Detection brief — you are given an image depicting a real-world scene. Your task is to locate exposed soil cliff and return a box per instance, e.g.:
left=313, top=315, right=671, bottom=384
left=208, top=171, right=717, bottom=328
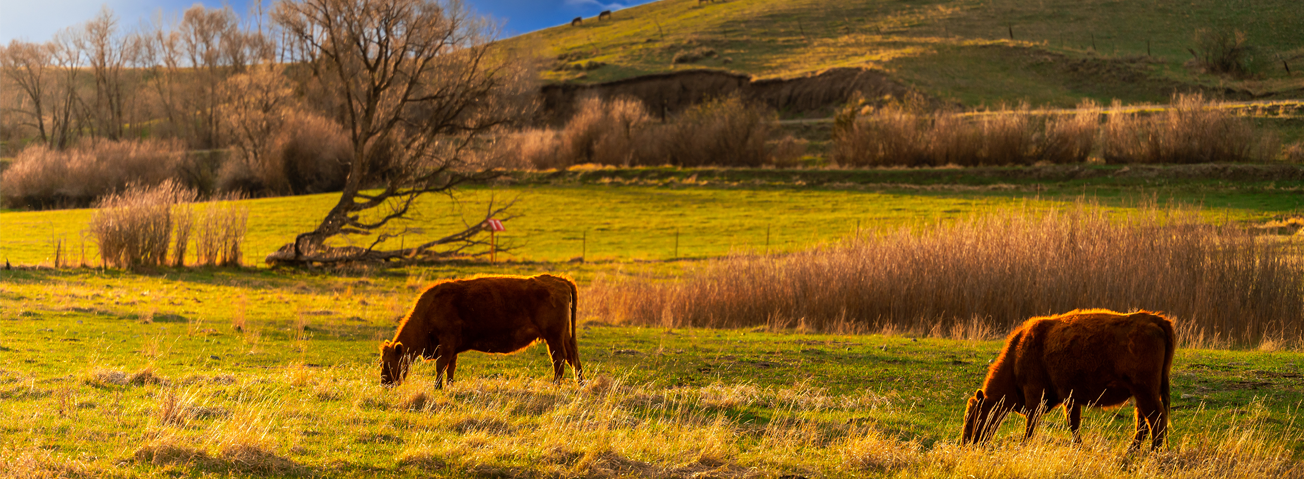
left=540, top=68, right=913, bottom=122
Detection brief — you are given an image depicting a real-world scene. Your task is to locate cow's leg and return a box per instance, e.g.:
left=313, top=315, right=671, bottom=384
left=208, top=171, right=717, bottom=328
left=1132, top=391, right=1167, bottom=450
left=433, top=353, right=451, bottom=389
left=546, top=337, right=566, bottom=383
left=1022, top=407, right=1042, bottom=442
left=567, top=333, right=584, bottom=384
left=1065, top=401, right=1083, bottom=444
left=1022, top=388, right=1050, bottom=442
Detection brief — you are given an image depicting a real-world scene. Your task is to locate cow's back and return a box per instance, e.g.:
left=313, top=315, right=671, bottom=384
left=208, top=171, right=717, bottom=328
left=435, top=277, right=552, bottom=353
left=1023, top=310, right=1171, bottom=406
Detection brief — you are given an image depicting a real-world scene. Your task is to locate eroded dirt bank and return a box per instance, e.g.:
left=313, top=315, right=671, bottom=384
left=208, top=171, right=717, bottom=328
left=540, top=67, right=913, bottom=121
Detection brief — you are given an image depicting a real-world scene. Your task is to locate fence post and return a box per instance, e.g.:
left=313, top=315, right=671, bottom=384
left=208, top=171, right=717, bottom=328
left=765, top=225, right=771, bottom=255
left=674, top=228, right=679, bottom=260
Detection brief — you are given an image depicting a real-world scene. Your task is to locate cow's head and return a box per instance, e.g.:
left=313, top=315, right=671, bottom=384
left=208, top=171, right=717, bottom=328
left=961, top=390, right=1005, bottom=445
left=380, top=340, right=410, bottom=386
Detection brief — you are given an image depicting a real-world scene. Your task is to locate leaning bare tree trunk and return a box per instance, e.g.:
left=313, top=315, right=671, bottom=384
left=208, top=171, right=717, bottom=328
left=266, top=0, right=534, bottom=266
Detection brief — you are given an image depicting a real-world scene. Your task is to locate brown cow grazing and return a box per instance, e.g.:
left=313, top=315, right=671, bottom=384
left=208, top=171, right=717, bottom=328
left=598, top=10, right=612, bottom=20
left=962, top=309, right=1174, bottom=450
left=380, top=274, right=582, bottom=387
left=571, top=17, right=582, bottom=27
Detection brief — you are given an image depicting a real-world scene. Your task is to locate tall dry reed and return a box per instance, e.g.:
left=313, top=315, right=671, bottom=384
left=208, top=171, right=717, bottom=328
left=832, top=102, right=1095, bottom=167
left=1102, top=94, right=1268, bottom=163
left=194, top=194, right=249, bottom=267
left=586, top=203, right=1304, bottom=347
left=88, top=181, right=196, bottom=269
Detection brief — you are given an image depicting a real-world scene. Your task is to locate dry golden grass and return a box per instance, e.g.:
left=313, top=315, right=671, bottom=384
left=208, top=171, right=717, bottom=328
left=588, top=201, right=1304, bottom=347
left=2, top=360, right=1301, bottom=478
left=193, top=193, right=249, bottom=267
left=833, top=98, right=1103, bottom=167
left=88, top=180, right=196, bottom=269
left=1103, top=94, right=1271, bottom=164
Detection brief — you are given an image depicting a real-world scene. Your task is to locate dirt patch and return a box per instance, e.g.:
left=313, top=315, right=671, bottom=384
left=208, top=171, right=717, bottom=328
left=541, top=67, right=913, bottom=122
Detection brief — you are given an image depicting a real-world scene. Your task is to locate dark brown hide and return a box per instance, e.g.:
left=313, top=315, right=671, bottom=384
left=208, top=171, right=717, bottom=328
left=962, top=309, right=1174, bottom=449
left=571, top=17, right=582, bottom=26
left=598, top=10, right=612, bottom=20
left=380, top=274, right=582, bottom=387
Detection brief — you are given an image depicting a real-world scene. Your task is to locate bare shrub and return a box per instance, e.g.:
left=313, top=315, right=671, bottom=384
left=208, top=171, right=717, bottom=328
left=194, top=194, right=249, bottom=267
left=88, top=181, right=196, bottom=269
left=1, top=139, right=186, bottom=209
left=587, top=203, right=1304, bottom=346
left=556, top=96, right=652, bottom=167
left=1191, top=27, right=1252, bottom=76
left=504, top=128, right=566, bottom=170
left=769, top=136, right=808, bottom=168
left=1282, top=142, right=1304, bottom=164
left=218, top=112, right=352, bottom=196
left=1103, top=94, right=1263, bottom=163
left=273, top=112, right=352, bottom=195
left=658, top=95, right=777, bottom=167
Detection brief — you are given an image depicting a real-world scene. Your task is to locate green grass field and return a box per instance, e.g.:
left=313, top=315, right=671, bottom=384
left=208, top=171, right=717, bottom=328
left=503, top=0, right=1304, bottom=106
left=3, top=166, right=1301, bottom=268
left=3, top=171, right=1303, bottom=476
left=2, top=265, right=1302, bottom=477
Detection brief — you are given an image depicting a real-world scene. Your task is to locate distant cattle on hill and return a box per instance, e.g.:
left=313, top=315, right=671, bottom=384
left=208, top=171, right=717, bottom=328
left=571, top=17, right=582, bottom=26
left=380, top=274, right=583, bottom=387
left=962, top=309, right=1175, bottom=450
left=599, top=10, right=612, bottom=20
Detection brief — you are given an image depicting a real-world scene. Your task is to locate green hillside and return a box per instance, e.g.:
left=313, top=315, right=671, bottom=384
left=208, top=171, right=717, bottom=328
left=502, top=0, right=1304, bottom=107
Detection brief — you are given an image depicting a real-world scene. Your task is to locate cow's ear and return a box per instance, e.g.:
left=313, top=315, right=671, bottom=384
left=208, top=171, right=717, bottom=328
left=974, top=390, right=985, bottom=401
left=392, top=342, right=405, bottom=355
left=380, top=340, right=392, bottom=352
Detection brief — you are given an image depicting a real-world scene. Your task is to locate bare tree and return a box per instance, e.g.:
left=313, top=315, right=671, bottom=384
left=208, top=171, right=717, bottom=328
left=48, top=28, right=89, bottom=149
left=77, top=6, right=140, bottom=141
left=144, top=4, right=269, bottom=148
left=267, top=0, right=534, bottom=265
left=0, top=41, right=55, bottom=143
left=218, top=64, right=295, bottom=186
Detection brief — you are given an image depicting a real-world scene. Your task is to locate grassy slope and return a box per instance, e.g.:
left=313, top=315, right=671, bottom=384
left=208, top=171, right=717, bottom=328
left=503, top=0, right=1304, bottom=106
left=2, top=171, right=1301, bottom=267
left=2, top=267, right=1301, bottom=476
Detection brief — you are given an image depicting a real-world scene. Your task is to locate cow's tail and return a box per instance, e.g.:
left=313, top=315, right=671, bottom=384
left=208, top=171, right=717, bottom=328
left=568, top=278, right=578, bottom=343
left=567, top=277, right=583, bottom=382
left=1158, top=315, right=1176, bottom=415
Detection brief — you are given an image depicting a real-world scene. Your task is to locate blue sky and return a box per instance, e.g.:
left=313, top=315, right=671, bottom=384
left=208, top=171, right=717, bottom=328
left=0, top=0, right=657, bottom=44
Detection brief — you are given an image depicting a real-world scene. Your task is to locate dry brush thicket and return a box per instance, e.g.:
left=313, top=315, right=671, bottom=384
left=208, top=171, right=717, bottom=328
left=498, top=95, right=802, bottom=169
left=1101, top=95, right=1275, bottom=164
left=587, top=203, right=1304, bottom=347
left=0, top=139, right=187, bottom=209
left=833, top=94, right=1285, bottom=167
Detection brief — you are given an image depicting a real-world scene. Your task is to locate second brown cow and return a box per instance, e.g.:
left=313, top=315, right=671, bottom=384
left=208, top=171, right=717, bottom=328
left=962, top=309, right=1175, bottom=450
left=380, top=274, right=582, bottom=387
